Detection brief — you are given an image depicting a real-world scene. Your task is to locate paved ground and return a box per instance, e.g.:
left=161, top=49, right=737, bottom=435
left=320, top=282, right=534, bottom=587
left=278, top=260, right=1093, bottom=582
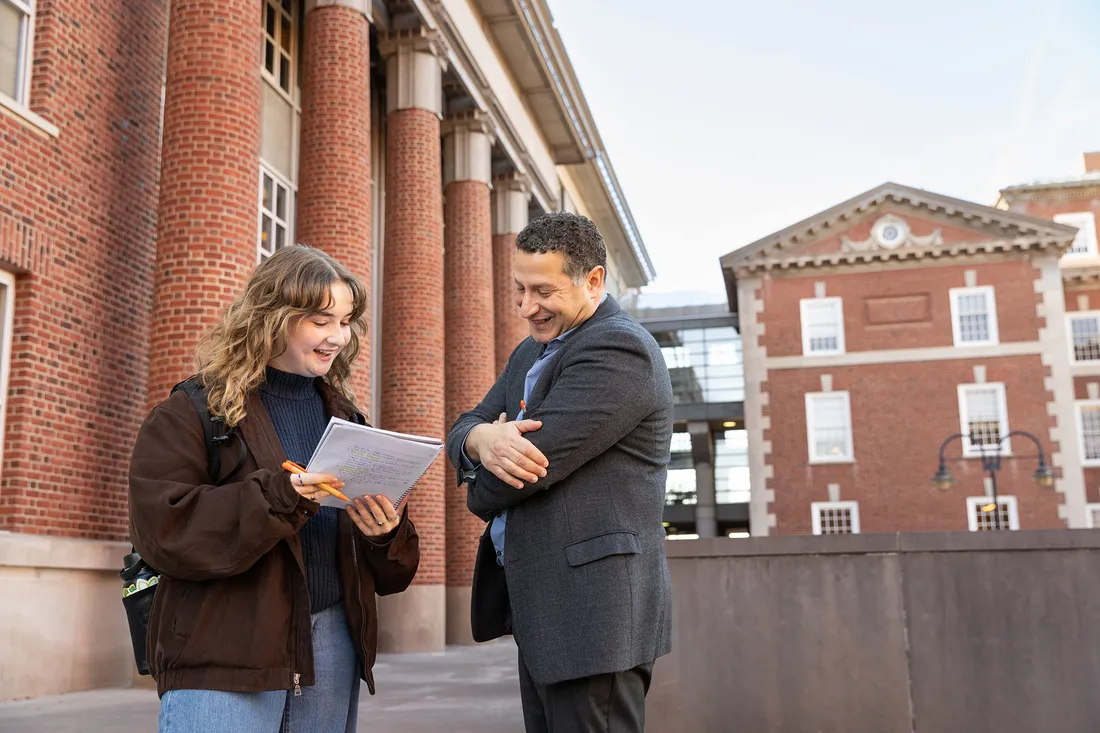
left=0, top=640, right=525, bottom=732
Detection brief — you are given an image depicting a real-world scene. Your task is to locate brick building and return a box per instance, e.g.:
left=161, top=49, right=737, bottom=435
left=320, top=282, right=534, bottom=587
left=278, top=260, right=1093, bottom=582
left=720, top=174, right=1096, bottom=537
left=0, top=0, right=653, bottom=701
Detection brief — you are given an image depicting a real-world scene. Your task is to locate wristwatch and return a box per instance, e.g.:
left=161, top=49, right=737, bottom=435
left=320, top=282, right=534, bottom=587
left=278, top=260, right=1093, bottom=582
left=460, top=467, right=478, bottom=484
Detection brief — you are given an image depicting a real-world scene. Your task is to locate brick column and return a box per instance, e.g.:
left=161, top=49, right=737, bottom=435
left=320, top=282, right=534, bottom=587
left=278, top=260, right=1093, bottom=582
left=442, top=111, right=494, bottom=645
left=492, top=173, right=531, bottom=373
left=148, top=0, right=263, bottom=404
left=297, top=0, right=373, bottom=409
left=377, top=28, right=447, bottom=653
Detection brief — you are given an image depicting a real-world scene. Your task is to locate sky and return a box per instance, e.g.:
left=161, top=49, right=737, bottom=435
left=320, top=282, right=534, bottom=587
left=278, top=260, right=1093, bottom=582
left=547, top=0, right=1100, bottom=298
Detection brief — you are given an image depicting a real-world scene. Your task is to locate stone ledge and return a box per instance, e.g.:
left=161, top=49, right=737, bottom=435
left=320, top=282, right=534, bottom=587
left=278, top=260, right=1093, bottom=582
left=0, top=532, right=129, bottom=571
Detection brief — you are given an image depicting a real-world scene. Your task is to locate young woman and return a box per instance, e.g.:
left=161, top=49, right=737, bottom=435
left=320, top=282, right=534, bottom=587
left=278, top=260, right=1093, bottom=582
left=129, top=245, right=419, bottom=733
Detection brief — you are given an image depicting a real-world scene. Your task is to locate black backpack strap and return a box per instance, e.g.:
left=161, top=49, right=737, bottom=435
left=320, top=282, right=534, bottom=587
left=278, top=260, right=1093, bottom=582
left=349, top=412, right=368, bottom=426
left=171, top=376, right=248, bottom=485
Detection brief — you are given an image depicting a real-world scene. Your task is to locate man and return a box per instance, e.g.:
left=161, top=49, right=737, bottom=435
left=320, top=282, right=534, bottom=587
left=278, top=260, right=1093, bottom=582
left=446, top=211, right=673, bottom=733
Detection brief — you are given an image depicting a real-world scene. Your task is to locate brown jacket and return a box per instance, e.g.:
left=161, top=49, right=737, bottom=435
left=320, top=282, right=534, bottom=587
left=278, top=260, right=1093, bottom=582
left=128, top=380, right=419, bottom=697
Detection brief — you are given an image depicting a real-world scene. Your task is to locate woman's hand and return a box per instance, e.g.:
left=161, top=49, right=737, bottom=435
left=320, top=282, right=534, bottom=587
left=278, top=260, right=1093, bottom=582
left=347, top=494, right=404, bottom=539
left=287, top=471, right=345, bottom=503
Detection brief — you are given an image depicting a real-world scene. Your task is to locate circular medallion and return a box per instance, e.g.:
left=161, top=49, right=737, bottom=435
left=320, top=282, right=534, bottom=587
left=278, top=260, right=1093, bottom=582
left=872, top=216, right=909, bottom=249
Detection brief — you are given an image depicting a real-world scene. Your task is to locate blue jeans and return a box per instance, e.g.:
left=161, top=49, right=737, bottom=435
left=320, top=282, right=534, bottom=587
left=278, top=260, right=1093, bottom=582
left=158, top=604, right=361, bottom=733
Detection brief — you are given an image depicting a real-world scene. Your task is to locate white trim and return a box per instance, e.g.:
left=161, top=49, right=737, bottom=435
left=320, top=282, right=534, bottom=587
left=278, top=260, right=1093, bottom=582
left=805, top=391, right=853, bottom=464
left=1054, top=212, right=1098, bottom=259
left=949, top=285, right=999, bottom=347
left=1085, top=503, right=1100, bottom=528
left=257, top=162, right=295, bottom=262
left=966, top=495, right=1019, bottom=531
left=957, top=383, right=1010, bottom=458
left=0, top=0, right=56, bottom=137
left=766, top=340, right=1043, bottom=370
left=261, top=0, right=300, bottom=103
left=1075, top=400, right=1100, bottom=467
left=1067, top=311, right=1100, bottom=364
left=799, top=297, right=845, bottom=356
left=0, top=269, right=15, bottom=465
left=811, top=500, right=860, bottom=535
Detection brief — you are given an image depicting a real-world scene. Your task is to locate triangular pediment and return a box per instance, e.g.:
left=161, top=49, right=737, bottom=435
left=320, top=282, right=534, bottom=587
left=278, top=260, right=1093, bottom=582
left=720, top=182, right=1078, bottom=274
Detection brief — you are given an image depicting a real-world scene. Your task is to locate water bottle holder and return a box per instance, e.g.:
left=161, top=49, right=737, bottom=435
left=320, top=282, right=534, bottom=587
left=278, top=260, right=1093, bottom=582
left=121, top=583, right=157, bottom=675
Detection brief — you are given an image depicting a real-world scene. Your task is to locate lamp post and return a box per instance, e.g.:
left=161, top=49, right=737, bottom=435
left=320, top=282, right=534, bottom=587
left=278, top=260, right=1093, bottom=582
left=932, top=430, right=1055, bottom=530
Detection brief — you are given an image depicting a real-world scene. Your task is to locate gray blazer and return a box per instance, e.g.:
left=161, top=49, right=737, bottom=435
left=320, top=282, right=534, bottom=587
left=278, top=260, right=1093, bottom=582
left=446, top=295, right=673, bottom=685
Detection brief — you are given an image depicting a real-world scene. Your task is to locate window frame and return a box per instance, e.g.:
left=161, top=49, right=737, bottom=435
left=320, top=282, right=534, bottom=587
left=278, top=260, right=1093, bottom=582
left=949, top=285, right=999, bottom=347
left=1067, top=311, right=1100, bottom=364
left=261, top=0, right=300, bottom=105
left=957, top=383, right=1010, bottom=458
left=1054, top=212, right=1098, bottom=259
left=811, top=500, right=860, bottom=535
left=805, top=391, right=854, bottom=464
left=1076, top=400, right=1100, bottom=467
left=799, top=297, right=845, bottom=357
left=257, top=163, right=295, bottom=262
left=966, top=496, right=1019, bottom=531
left=1085, top=503, right=1100, bottom=529
left=0, top=0, right=55, bottom=137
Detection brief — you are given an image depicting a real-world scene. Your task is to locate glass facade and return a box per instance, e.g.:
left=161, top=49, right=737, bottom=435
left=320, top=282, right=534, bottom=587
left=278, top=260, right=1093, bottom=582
left=652, top=325, right=744, bottom=404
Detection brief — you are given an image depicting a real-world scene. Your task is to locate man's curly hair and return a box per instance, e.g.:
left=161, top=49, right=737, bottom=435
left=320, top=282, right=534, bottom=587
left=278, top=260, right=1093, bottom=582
left=515, top=211, right=606, bottom=284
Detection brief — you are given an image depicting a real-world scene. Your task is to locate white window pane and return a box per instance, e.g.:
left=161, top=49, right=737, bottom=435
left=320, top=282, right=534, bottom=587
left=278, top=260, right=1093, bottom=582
left=1055, top=213, right=1097, bottom=255
left=965, top=388, right=1002, bottom=446
left=262, top=173, right=274, bottom=212
left=972, top=501, right=1012, bottom=531
left=802, top=300, right=842, bottom=353
left=811, top=395, right=850, bottom=458
left=1071, top=317, right=1100, bottom=361
left=669, top=433, right=692, bottom=453
left=1082, top=407, right=1100, bottom=461
left=819, top=507, right=853, bottom=534
left=0, top=1, right=25, bottom=101
left=956, top=293, right=990, bottom=343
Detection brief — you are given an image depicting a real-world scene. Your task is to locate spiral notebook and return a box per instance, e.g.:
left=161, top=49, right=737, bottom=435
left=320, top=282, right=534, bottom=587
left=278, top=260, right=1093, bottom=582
left=305, top=417, right=444, bottom=509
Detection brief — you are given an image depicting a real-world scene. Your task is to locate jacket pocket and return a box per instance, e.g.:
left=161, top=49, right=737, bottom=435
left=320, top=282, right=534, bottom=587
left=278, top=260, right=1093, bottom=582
left=565, top=531, right=640, bottom=567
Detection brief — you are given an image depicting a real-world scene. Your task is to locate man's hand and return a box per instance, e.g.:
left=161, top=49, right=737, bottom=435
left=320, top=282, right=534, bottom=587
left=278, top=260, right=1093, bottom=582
left=465, top=413, right=549, bottom=489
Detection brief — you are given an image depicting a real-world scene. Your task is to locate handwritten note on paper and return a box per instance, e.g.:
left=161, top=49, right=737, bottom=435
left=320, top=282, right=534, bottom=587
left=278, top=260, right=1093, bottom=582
left=305, top=417, right=444, bottom=509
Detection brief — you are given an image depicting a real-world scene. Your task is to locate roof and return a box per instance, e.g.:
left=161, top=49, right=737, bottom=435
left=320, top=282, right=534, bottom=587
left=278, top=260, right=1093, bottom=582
left=719, top=182, right=1079, bottom=310
left=1000, top=171, right=1100, bottom=196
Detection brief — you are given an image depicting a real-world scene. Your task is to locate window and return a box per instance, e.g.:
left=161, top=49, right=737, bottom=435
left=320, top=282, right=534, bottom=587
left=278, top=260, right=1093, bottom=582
left=0, top=0, right=34, bottom=106
left=805, top=392, right=853, bottom=463
left=812, top=501, right=860, bottom=535
left=1054, top=212, right=1098, bottom=258
left=0, top=270, right=14, bottom=459
left=1068, top=313, right=1100, bottom=362
left=1077, top=402, right=1100, bottom=466
left=263, top=0, right=297, bottom=95
left=949, top=286, right=998, bottom=347
left=966, top=496, right=1019, bottom=531
left=800, top=298, right=845, bottom=356
left=958, top=383, right=1009, bottom=458
left=258, top=166, right=292, bottom=261
left=1085, top=504, right=1100, bottom=529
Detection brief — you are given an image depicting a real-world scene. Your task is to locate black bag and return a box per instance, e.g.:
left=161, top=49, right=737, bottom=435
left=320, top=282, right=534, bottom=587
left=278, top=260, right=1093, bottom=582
left=120, top=376, right=247, bottom=675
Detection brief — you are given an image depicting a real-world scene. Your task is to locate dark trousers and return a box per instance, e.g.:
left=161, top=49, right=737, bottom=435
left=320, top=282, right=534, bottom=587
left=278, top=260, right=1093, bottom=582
left=518, top=650, right=653, bottom=733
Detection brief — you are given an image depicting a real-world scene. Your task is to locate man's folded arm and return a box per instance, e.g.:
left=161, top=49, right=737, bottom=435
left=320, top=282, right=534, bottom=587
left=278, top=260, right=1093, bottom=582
left=466, top=329, right=658, bottom=514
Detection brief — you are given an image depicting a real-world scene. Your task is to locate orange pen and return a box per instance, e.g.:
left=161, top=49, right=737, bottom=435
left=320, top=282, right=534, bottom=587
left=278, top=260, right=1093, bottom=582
left=520, top=400, right=527, bottom=413
left=281, top=460, right=351, bottom=503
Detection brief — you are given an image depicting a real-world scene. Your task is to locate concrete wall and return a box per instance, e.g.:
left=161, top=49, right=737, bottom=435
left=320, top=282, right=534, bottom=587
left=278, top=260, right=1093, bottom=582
left=0, top=533, right=142, bottom=702
left=649, top=531, right=1100, bottom=733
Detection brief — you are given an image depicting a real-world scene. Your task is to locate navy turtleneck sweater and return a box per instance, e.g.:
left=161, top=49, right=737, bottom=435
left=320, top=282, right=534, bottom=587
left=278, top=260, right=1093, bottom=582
left=259, top=366, right=341, bottom=614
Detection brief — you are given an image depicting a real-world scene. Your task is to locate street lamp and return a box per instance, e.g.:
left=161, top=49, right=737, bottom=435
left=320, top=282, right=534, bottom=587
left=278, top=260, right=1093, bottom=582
left=932, top=430, right=1054, bottom=530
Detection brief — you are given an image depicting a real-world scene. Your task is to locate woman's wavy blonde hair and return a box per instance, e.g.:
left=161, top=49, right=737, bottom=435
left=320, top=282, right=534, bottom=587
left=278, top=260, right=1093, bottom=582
left=197, top=245, right=368, bottom=427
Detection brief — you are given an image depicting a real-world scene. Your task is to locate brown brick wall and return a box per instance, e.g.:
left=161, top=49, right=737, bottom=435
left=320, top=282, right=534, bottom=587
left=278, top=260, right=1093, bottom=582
left=382, top=107, right=445, bottom=586
left=147, top=0, right=263, bottom=408
left=492, top=232, right=528, bottom=373
left=296, top=5, right=373, bottom=409
left=0, top=0, right=167, bottom=538
left=765, top=356, right=1062, bottom=534
left=762, top=258, right=1044, bottom=358
left=444, top=180, right=492, bottom=587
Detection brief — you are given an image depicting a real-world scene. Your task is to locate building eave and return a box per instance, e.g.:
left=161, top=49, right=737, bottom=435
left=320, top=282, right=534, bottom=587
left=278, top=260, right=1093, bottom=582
left=468, top=0, right=655, bottom=283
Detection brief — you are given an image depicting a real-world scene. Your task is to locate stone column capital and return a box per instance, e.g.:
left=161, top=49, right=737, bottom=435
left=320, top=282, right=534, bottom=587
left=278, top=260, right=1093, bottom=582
left=305, top=0, right=372, bottom=21
left=443, top=110, right=493, bottom=186
left=492, top=172, right=531, bottom=236
left=380, top=27, right=447, bottom=117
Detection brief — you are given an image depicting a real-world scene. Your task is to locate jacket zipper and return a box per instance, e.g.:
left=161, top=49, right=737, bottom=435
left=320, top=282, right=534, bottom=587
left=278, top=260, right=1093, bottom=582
left=290, top=544, right=307, bottom=696
left=350, top=530, right=371, bottom=691
left=293, top=672, right=302, bottom=697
